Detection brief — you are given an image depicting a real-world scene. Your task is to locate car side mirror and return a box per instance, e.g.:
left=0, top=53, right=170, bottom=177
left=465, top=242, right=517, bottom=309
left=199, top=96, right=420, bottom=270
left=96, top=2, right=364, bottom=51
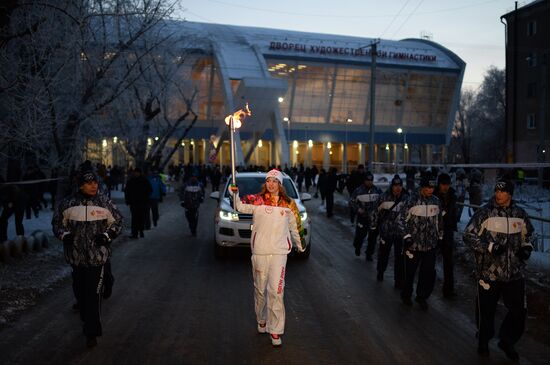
left=210, top=191, right=220, bottom=200
left=300, top=193, right=312, bottom=201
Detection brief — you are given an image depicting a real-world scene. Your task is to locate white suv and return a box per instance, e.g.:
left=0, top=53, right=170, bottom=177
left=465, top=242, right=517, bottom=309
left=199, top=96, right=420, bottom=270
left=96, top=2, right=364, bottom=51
left=210, top=172, right=312, bottom=259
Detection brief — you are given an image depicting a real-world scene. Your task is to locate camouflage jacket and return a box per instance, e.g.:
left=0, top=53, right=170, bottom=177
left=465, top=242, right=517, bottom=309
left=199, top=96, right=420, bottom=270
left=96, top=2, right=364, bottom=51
left=400, top=191, right=443, bottom=251
left=52, top=191, right=123, bottom=267
left=350, top=184, right=382, bottom=226
left=463, top=199, right=535, bottom=282
left=375, top=189, right=409, bottom=241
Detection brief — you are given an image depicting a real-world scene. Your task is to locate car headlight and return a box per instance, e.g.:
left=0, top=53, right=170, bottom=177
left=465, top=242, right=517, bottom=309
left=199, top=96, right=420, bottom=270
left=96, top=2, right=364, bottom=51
left=300, top=212, right=308, bottom=222
left=219, top=210, right=239, bottom=221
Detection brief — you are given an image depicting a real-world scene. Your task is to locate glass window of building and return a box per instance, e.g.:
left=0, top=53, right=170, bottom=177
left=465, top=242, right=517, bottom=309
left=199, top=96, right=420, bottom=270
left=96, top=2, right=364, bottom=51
left=330, top=66, right=370, bottom=125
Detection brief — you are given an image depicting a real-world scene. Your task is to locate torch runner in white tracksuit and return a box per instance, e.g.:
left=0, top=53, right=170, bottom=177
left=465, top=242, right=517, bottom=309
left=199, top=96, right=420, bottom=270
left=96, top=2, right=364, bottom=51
left=230, top=169, right=305, bottom=347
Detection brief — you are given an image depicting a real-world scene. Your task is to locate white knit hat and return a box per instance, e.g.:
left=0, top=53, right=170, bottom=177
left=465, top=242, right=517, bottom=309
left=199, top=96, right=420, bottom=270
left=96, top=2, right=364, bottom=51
left=266, top=169, right=283, bottom=185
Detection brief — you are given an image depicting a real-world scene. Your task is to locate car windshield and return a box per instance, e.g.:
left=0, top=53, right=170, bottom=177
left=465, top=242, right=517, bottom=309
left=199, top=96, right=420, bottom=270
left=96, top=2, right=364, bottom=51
left=224, top=176, right=298, bottom=199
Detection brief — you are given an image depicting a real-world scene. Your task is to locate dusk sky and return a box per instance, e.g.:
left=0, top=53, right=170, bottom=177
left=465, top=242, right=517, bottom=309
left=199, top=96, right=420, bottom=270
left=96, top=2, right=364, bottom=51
left=178, top=0, right=520, bottom=90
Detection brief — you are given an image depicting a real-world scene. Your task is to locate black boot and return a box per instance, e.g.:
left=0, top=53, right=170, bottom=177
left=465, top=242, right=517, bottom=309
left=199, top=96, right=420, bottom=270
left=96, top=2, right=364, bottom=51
left=498, top=341, right=519, bottom=361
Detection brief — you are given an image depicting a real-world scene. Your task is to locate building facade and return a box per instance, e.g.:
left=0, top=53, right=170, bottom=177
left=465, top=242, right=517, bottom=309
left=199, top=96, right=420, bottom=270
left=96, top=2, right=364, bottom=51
left=96, top=21, right=466, bottom=172
left=502, top=0, right=550, bottom=163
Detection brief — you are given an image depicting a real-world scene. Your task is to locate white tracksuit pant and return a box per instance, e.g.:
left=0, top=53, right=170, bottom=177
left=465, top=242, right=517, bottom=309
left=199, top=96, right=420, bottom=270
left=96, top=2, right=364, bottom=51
left=252, top=254, right=287, bottom=335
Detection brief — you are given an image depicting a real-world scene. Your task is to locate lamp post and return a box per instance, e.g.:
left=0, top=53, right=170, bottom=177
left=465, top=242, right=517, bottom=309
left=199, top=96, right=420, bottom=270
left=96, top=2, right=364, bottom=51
left=225, top=104, right=251, bottom=209
left=345, top=116, right=353, bottom=173
left=283, top=116, right=290, bottom=145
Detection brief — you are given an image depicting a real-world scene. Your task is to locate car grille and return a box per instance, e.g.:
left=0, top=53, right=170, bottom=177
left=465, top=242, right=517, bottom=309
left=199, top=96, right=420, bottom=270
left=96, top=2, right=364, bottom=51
left=238, top=213, right=253, bottom=220
left=239, top=229, right=252, bottom=238
left=219, top=227, right=234, bottom=236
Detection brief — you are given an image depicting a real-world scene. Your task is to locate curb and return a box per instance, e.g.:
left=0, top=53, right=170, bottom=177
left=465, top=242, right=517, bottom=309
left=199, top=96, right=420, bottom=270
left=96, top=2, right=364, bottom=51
left=0, top=230, right=50, bottom=263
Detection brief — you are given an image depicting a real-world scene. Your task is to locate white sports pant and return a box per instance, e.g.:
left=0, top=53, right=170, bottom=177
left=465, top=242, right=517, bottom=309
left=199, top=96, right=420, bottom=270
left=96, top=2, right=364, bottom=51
left=251, top=254, right=287, bottom=335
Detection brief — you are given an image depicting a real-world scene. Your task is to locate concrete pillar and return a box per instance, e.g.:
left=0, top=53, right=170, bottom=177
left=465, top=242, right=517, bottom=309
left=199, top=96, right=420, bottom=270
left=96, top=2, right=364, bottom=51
left=425, top=145, right=432, bottom=164
left=178, top=143, right=184, bottom=164
left=201, top=139, right=207, bottom=164
left=183, top=141, right=189, bottom=164
left=358, top=143, right=366, bottom=165
left=341, top=144, right=346, bottom=173
left=306, top=143, right=313, bottom=166
left=323, top=143, right=330, bottom=171
left=192, top=140, right=199, bottom=164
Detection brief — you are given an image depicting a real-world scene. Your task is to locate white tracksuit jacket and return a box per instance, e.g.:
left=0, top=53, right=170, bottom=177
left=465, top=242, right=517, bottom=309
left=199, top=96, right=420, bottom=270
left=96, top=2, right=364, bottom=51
left=234, top=194, right=302, bottom=254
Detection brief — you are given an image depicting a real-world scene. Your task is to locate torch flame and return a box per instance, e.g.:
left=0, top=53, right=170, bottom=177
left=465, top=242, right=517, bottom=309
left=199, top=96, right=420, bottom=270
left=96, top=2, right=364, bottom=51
left=225, top=103, right=251, bottom=129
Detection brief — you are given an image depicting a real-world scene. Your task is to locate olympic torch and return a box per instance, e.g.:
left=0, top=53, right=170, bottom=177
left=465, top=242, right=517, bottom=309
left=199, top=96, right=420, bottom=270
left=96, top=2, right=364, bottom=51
left=225, top=103, right=251, bottom=209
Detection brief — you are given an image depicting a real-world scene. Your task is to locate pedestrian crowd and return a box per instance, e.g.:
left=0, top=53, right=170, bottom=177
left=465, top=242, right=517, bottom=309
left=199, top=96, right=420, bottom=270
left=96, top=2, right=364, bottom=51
left=1, top=160, right=538, bottom=359
left=345, top=166, right=535, bottom=361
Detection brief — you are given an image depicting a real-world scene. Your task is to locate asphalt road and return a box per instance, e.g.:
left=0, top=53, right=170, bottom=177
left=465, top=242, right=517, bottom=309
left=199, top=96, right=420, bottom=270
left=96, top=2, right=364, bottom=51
left=1, top=193, right=549, bottom=365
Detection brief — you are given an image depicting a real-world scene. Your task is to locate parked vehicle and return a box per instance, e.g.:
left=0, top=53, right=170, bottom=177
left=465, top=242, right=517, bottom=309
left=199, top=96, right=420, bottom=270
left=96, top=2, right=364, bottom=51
left=210, top=172, right=312, bottom=259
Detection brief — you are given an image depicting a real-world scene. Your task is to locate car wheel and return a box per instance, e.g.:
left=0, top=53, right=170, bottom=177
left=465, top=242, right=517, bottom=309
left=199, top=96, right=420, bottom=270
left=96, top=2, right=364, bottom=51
left=214, top=241, right=225, bottom=259
left=296, top=241, right=311, bottom=260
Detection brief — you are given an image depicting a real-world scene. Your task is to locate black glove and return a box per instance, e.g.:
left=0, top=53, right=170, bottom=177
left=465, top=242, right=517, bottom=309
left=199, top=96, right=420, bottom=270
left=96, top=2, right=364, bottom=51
left=490, top=242, right=506, bottom=256
left=62, top=233, right=74, bottom=247
left=404, top=237, right=413, bottom=249
left=516, top=245, right=533, bottom=261
left=94, top=233, right=110, bottom=247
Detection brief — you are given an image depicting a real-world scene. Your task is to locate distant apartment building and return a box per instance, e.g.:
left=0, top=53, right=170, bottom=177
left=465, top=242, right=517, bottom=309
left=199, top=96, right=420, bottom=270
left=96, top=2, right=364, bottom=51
left=502, top=0, right=550, bottom=163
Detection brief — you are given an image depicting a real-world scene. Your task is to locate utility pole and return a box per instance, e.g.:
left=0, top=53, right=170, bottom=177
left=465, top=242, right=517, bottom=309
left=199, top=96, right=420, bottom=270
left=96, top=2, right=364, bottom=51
left=368, top=39, right=379, bottom=172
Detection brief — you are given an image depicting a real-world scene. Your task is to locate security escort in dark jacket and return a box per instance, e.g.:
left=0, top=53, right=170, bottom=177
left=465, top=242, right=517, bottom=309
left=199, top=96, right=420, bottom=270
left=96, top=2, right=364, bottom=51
left=434, top=173, right=458, bottom=298
left=463, top=178, right=535, bottom=361
left=374, top=174, right=409, bottom=288
left=124, top=167, right=152, bottom=238
left=350, top=171, right=382, bottom=261
left=399, top=176, right=443, bottom=310
left=52, top=170, right=123, bottom=348
left=178, top=175, right=205, bottom=236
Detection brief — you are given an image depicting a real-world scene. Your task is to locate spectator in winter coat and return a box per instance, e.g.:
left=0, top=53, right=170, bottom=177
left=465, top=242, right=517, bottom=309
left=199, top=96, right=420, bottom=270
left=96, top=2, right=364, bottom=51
left=468, top=168, right=483, bottom=216
left=52, top=169, right=123, bottom=348
left=146, top=169, right=166, bottom=228
left=463, top=178, right=535, bottom=360
left=178, top=175, right=204, bottom=236
left=374, top=174, right=409, bottom=287
left=399, top=176, right=443, bottom=310
left=22, top=165, right=45, bottom=219
left=325, top=168, right=338, bottom=217
left=435, top=173, right=458, bottom=298
left=455, top=168, right=467, bottom=224
left=124, top=168, right=152, bottom=238
left=230, top=169, right=305, bottom=347
left=316, top=168, right=327, bottom=204
left=350, top=171, right=382, bottom=261
left=0, top=178, right=27, bottom=241
left=347, top=165, right=365, bottom=225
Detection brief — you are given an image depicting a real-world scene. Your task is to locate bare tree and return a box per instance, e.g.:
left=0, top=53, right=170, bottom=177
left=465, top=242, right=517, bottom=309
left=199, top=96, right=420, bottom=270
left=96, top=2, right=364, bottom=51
left=0, top=0, right=179, bottom=178
left=450, top=66, right=505, bottom=163
left=101, top=33, right=210, bottom=171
